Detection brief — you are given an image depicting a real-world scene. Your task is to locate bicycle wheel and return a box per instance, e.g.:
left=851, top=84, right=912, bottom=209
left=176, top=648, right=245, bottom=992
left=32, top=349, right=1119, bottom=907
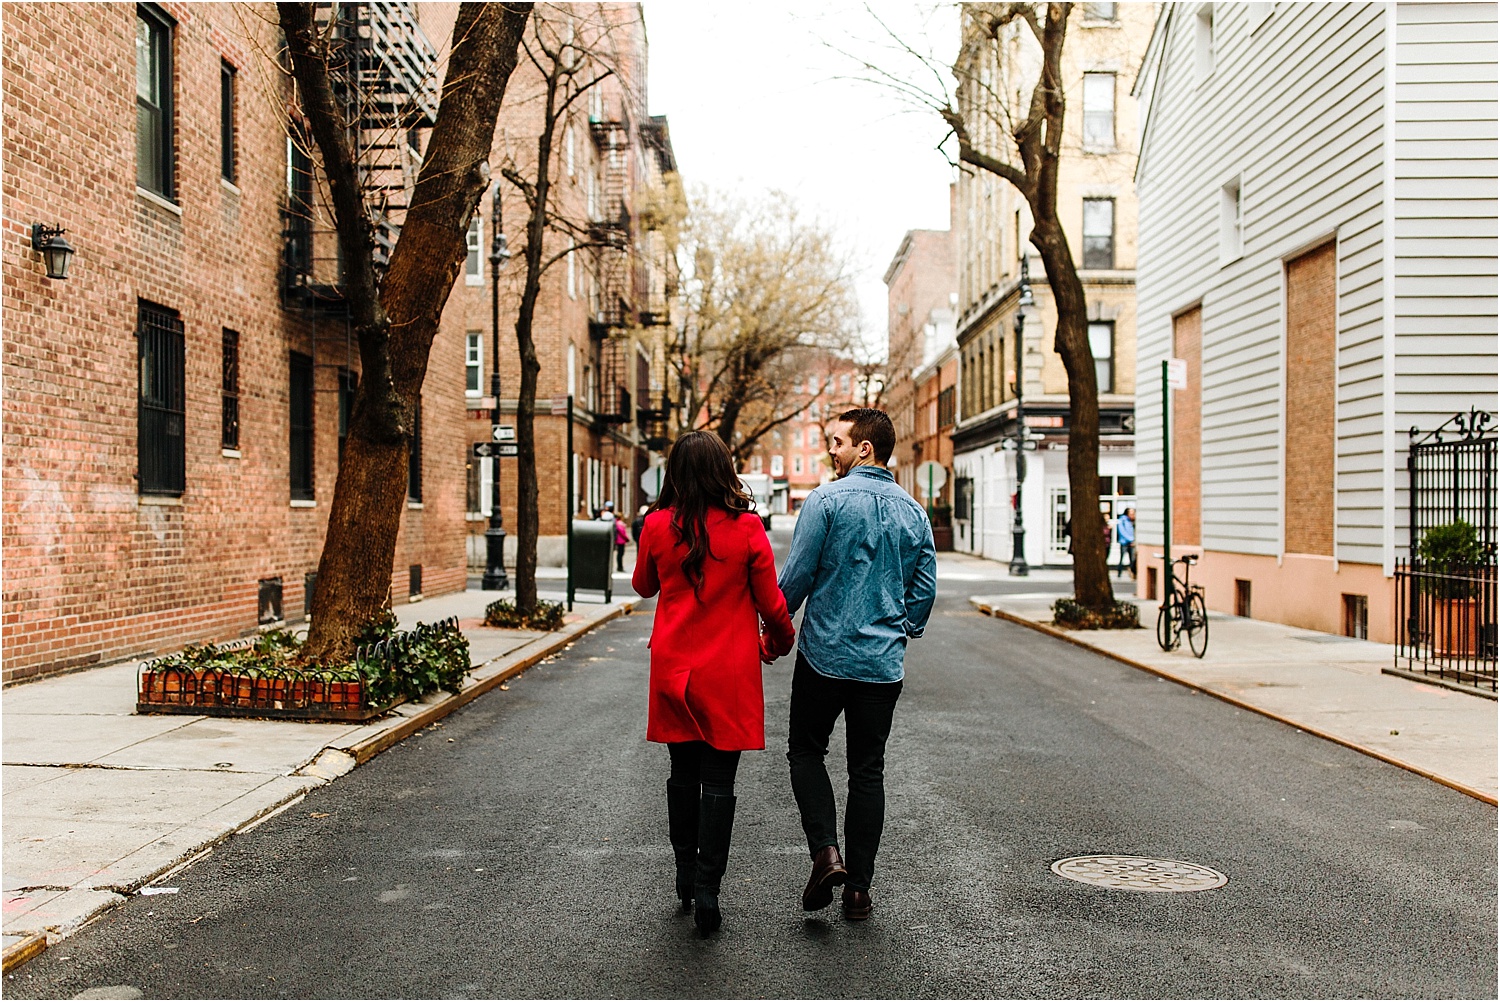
left=1156, top=600, right=1180, bottom=651
left=1187, top=590, right=1209, bottom=658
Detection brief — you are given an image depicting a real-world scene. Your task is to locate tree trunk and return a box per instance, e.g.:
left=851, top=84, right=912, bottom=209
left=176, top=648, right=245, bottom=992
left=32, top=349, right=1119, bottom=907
left=511, top=73, right=561, bottom=615
left=287, top=1, right=533, bottom=661
left=1030, top=221, right=1113, bottom=611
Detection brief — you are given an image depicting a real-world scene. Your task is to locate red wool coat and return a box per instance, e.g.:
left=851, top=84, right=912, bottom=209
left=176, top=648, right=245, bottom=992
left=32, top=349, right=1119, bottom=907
left=632, top=508, right=795, bottom=751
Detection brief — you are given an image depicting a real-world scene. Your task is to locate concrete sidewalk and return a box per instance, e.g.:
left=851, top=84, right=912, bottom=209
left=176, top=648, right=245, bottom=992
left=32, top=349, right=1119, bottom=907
left=970, top=592, right=1498, bottom=805
left=1, top=588, right=635, bottom=963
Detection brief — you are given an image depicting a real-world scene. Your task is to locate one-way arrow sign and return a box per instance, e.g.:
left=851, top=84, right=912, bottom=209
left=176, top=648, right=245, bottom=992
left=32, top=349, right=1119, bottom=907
left=472, top=442, right=519, bottom=459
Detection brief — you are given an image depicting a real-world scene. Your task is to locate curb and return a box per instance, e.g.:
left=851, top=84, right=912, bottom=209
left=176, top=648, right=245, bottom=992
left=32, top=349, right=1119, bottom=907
left=2, top=934, right=47, bottom=973
left=0, top=600, right=635, bottom=972
left=972, top=600, right=1499, bottom=808
left=343, top=600, right=635, bottom=764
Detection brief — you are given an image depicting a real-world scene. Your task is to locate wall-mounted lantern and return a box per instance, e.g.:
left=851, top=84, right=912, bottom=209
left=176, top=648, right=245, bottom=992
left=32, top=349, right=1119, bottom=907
left=31, top=224, right=74, bottom=280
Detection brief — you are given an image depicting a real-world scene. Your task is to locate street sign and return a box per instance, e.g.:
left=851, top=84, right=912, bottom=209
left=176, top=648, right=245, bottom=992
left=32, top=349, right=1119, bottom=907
left=492, top=424, right=516, bottom=442
left=473, top=442, right=519, bottom=458
left=1166, top=357, right=1188, bottom=390
left=915, top=460, right=947, bottom=497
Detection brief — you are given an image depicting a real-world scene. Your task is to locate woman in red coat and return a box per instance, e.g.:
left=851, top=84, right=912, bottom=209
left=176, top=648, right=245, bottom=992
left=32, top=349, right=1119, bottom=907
left=632, top=431, right=795, bottom=935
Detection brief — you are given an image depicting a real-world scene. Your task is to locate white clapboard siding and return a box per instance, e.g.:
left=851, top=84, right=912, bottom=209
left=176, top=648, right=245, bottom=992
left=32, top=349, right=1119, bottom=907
left=1137, top=1, right=1496, bottom=566
left=1135, top=2, right=1388, bottom=559
left=1393, top=1, right=1499, bottom=510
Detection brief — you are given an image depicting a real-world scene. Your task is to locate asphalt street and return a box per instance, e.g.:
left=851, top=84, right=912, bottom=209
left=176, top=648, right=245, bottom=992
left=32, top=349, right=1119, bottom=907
left=8, top=529, right=1496, bottom=999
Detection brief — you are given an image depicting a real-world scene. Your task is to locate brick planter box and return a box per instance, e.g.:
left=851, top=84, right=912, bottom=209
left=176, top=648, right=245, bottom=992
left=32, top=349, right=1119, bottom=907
left=137, top=666, right=394, bottom=722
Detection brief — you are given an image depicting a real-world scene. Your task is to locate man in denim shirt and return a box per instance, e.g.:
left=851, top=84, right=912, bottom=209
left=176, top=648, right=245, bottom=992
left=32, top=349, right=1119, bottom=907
left=776, top=408, right=937, bottom=920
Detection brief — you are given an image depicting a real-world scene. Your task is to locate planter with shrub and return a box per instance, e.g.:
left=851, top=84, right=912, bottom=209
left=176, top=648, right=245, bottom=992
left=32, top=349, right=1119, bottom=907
left=1417, top=519, right=1487, bottom=657
left=484, top=598, right=567, bottom=631
left=136, top=613, right=471, bottom=721
left=1051, top=597, right=1142, bottom=631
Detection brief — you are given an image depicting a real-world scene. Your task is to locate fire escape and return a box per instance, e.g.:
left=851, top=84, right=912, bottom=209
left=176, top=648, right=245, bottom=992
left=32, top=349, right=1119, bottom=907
left=587, top=116, right=632, bottom=429
left=281, top=2, right=439, bottom=310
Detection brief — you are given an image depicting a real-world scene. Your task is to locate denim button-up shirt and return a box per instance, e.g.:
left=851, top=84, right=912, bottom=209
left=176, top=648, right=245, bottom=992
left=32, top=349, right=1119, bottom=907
left=778, top=465, right=938, bottom=683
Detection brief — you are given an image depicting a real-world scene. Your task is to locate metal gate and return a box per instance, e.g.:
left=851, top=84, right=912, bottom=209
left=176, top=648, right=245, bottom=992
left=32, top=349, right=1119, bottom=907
left=1396, top=409, right=1497, bottom=692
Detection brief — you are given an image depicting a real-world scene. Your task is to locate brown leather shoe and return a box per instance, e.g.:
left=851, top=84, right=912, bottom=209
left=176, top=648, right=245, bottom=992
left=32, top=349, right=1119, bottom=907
left=801, top=845, right=848, bottom=911
left=841, top=885, right=872, bottom=921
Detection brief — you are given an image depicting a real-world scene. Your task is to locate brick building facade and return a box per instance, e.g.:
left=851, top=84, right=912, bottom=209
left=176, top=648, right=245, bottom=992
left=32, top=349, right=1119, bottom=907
left=883, top=192, right=957, bottom=504
left=4, top=2, right=504, bottom=682
left=460, top=4, right=680, bottom=565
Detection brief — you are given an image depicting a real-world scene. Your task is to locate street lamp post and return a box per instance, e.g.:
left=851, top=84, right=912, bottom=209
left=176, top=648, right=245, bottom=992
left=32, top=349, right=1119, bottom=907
left=1009, top=256, right=1035, bottom=577
left=482, top=184, right=512, bottom=591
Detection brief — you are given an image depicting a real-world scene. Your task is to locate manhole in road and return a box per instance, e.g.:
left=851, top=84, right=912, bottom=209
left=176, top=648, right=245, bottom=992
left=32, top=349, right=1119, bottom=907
left=1051, top=855, right=1228, bottom=892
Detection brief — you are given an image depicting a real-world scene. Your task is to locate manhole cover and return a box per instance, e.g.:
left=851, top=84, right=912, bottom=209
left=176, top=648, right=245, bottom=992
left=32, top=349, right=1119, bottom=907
left=1050, top=855, right=1228, bottom=892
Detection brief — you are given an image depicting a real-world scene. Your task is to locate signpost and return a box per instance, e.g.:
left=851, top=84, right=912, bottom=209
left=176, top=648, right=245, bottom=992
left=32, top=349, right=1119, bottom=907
left=472, top=441, right=518, bottom=459
left=640, top=465, right=664, bottom=502
left=1162, top=358, right=1185, bottom=606
left=915, top=460, right=947, bottom=516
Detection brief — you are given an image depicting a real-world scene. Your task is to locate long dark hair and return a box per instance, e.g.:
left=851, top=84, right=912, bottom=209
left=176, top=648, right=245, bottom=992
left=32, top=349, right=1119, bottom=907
left=650, top=431, right=752, bottom=594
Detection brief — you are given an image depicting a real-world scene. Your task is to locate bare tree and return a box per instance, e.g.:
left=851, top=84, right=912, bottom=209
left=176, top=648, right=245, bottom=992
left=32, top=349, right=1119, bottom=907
left=279, top=2, right=532, bottom=661
left=497, top=4, right=631, bottom=615
left=674, top=189, right=860, bottom=465
left=853, top=2, right=1113, bottom=612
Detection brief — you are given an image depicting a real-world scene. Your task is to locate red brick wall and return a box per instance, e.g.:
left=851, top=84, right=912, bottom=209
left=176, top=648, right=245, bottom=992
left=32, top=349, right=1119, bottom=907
left=1171, top=306, right=1202, bottom=547
left=1284, top=241, right=1337, bottom=556
left=2, top=3, right=465, bottom=683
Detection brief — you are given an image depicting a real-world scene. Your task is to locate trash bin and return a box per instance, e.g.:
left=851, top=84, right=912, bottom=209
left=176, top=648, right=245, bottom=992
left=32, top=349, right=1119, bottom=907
left=569, top=519, right=614, bottom=604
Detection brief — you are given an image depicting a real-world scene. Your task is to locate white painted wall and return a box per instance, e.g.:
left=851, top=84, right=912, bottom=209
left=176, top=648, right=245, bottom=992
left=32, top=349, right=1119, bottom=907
left=1134, top=1, right=1497, bottom=566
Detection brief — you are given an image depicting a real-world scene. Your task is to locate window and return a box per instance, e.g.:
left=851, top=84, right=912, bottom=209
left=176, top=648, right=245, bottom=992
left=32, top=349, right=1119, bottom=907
left=793, top=456, right=804, bottom=476
left=1343, top=594, right=1368, bottom=639
left=1088, top=322, right=1115, bottom=393
left=337, top=369, right=357, bottom=465
left=1083, top=2, right=1117, bottom=19
left=1082, top=198, right=1115, bottom=269
left=565, top=124, right=576, bottom=177
left=407, top=400, right=422, bottom=501
left=136, top=4, right=174, bottom=197
left=1235, top=579, right=1252, bottom=618
left=466, top=217, right=482, bottom=284
left=793, top=427, right=803, bottom=448
left=770, top=455, right=785, bottom=477
left=1195, top=5, right=1216, bottom=80
left=1082, top=73, right=1115, bottom=150
left=137, top=302, right=185, bottom=495
left=751, top=454, right=763, bottom=474
left=466, top=331, right=483, bottom=395
left=221, top=329, right=240, bottom=450
left=220, top=61, right=236, bottom=182
left=566, top=248, right=576, bottom=299
left=840, top=373, right=851, bottom=394
left=937, top=386, right=956, bottom=428
left=289, top=353, right=315, bottom=499
left=1219, top=176, right=1242, bottom=263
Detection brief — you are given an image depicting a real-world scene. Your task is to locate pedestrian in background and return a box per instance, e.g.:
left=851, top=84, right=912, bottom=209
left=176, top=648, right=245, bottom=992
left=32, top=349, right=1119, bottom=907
left=778, top=408, right=937, bottom=921
left=1116, top=507, right=1136, bottom=579
left=631, top=504, right=648, bottom=543
left=632, top=431, right=796, bottom=936
left=613, top=512, right=630, bottom=572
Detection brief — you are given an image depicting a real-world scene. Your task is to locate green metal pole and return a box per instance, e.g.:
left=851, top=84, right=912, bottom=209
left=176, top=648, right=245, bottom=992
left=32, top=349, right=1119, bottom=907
left=1162, top=360, right=1173, bottom=603
left=567, top=393, right=575, bottom=612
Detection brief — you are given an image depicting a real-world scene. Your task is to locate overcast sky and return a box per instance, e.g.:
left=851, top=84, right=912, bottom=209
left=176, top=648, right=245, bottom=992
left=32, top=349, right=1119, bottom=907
left=641, top=1, right=959, bottom=354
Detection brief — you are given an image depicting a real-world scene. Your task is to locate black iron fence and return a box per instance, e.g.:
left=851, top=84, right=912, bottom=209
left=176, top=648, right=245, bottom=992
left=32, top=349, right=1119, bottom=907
left=1394, top=559, right=1497, bottom=692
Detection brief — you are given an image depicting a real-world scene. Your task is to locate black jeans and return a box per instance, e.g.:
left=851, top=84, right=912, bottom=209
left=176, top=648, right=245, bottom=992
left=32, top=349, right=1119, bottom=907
left=615, top=542, right=627, bottom=571
left=668, top=741, right=740, bottom=796
left=786, top=652, right=903, bottom=892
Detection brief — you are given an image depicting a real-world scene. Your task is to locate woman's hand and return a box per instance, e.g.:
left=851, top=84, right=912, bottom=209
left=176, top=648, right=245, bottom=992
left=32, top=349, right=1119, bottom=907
left=759, top=629, right=792, bottom=665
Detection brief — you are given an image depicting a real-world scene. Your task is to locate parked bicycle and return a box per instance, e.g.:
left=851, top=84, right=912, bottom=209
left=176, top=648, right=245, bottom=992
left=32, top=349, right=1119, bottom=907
left=1156, top=553, right=1209, bottom=657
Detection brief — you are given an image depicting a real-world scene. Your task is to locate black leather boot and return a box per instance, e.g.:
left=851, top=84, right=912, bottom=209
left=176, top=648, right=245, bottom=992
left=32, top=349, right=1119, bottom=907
left=666, top=781, right=698, bottom=911
left=693, top=791, right=736, bottom=936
